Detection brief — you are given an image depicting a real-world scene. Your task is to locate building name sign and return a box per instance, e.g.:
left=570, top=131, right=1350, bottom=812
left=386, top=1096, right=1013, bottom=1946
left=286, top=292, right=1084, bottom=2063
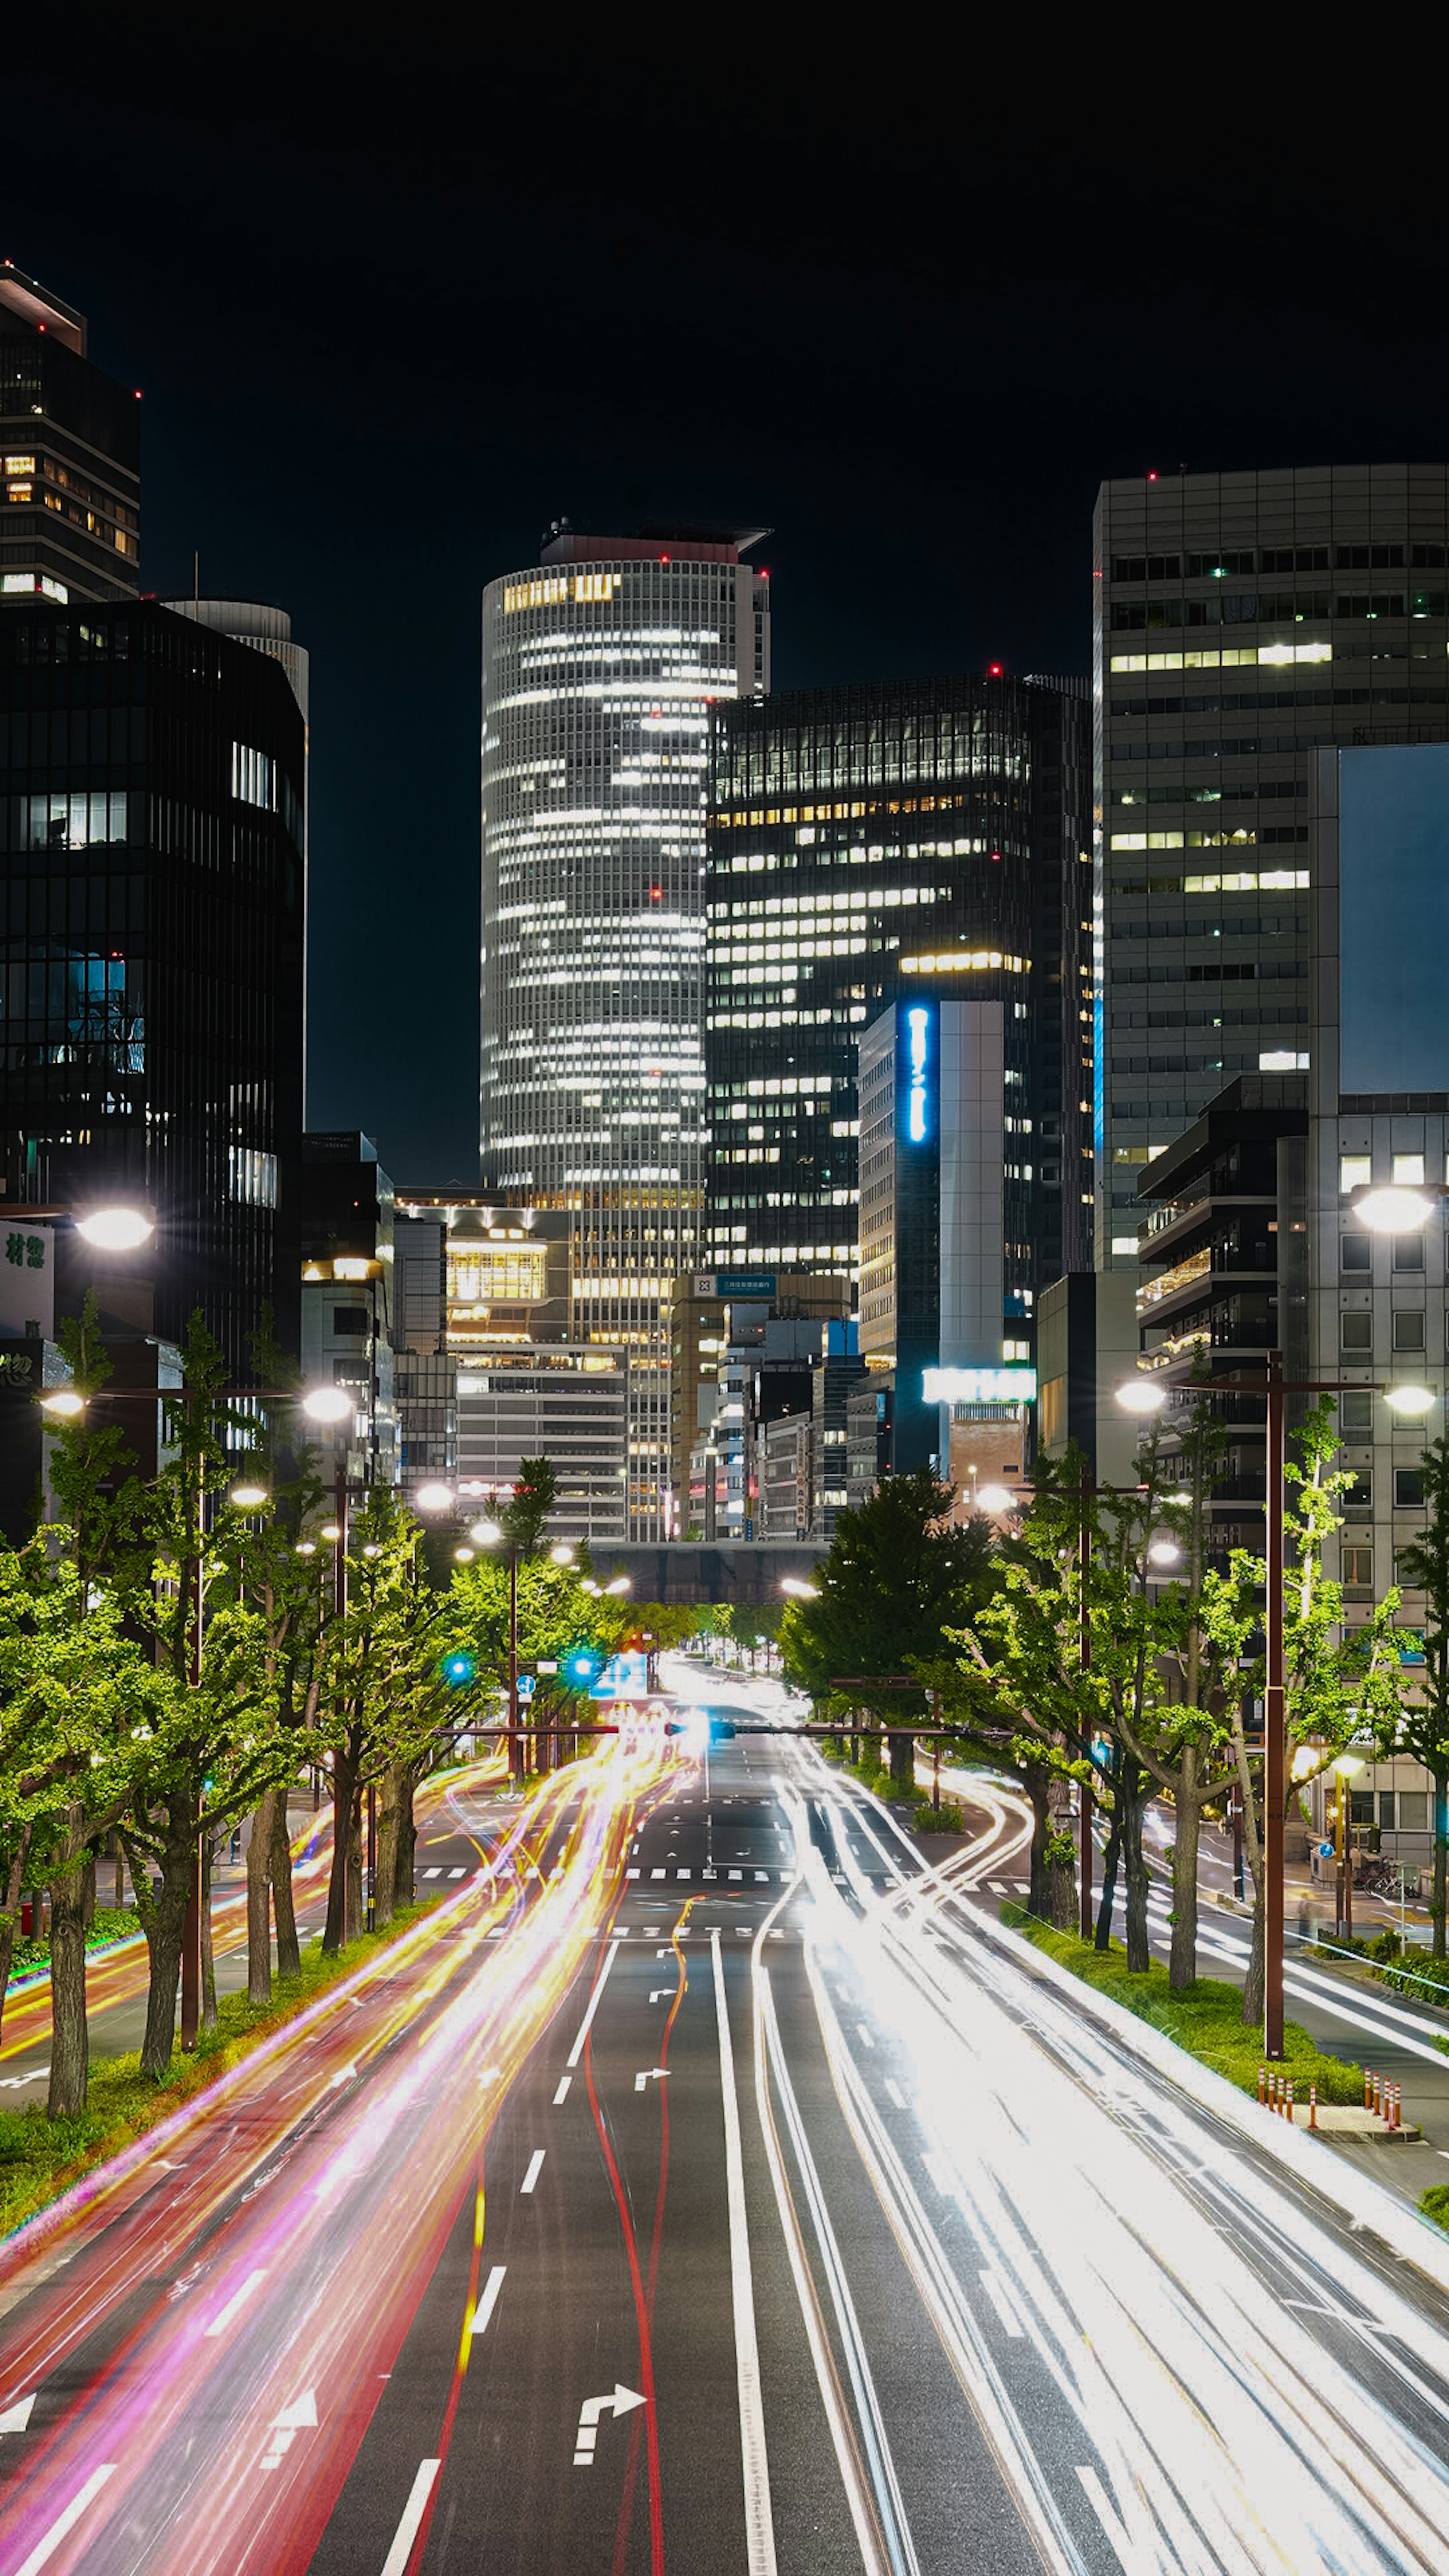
left=922, top=1366, right=1037, bottom=1404
left=905, top=1004, right=931, bottom=1143
left=695, top=1271, right=777, bottom=1298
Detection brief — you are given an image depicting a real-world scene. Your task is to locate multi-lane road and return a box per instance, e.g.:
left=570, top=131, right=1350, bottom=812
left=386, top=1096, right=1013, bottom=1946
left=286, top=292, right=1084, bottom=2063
left=3, top=1674, right=1449, bottom=2573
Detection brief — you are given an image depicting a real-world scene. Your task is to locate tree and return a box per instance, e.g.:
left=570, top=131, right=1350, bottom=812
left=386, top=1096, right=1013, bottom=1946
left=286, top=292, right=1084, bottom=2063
left=1226, top=1402, right=1404, bottom=2024
left=778, top=1470, right=999, bottom=1792
left=1392, top=1432, right=1449, bottom=1959
left=497, top=1455, right=558, bottom=1556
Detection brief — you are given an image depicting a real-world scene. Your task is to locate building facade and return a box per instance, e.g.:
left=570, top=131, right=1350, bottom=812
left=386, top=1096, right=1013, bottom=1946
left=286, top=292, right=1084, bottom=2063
left=298, top=1131, right=398, bottom=1489
left=705, top=672, right=1092, bottom=1295
left=456, top=1345, right=629, bottom=1545
left=480, top=525, right=770, bottom=1539
left=0, top=600, right=306, bottom=1372
left=1094, top=463, right=1449, bottom=1271
left=0, top=263, right=141, bottom=609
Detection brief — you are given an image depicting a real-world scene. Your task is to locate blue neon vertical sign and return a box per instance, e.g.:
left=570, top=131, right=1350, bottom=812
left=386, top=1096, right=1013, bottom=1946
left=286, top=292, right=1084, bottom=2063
left=905, top=1003, right=932, bottom=1143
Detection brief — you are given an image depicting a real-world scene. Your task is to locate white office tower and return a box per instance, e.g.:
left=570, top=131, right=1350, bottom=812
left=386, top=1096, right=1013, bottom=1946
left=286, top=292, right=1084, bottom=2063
left=480, top=524, right=770, bottom=1538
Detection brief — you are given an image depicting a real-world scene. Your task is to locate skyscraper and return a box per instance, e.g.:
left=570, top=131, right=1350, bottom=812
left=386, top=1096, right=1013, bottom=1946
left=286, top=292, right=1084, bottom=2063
left=1094, top=463, right=1449, bottom=1269
left=480, top=524, right=770, bottom=1537
left=0, top=600, right=306, bottom=1371
left=704, top=674, right=1092, bottom=1296
left=0, top=262, right=141, bottom=607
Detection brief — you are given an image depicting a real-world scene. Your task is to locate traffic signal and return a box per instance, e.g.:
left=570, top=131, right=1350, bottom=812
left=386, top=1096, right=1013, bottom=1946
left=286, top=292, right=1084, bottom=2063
left=441, top=1651, right=477, bottom=1688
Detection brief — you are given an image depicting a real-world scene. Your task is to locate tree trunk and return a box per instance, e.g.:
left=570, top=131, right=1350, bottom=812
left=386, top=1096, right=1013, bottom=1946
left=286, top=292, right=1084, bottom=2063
left=375, top=1767, right=402, bottom=1930
left=247, top=1790, right=276, bottom=2004
left=1025, top=1762, right=1052, bottom=1919
left=1434, top=1766, right=1448, bottom=1964
left=199, top=1836, right=217, bottom=2035
left=890, top=1728, right=915, bottom=1796
left=112, top=1832, right=125, bottom=1909
left=1048, top=1760, right=1077, bottom=1931
left=322, top=1750, right=358, bottom=1955
left=271, top=1788, right=302, bottom=1978
left=1423, top=1762, right=1434, bottom=1958
left=1095, top=1761, right=1123, bottom=1950
left=1121, top=1759, right=1151, bottom=1974
left=47, top=1836, right=92, bottom=2120
left=1168, top=1749, right=1202, bottom=1990
left=1231, top=1710, right=1267, bottom=2029
left=345, top=1794, right=364, bottom=1944
left=0, top=1830, right=32, bottom=2048
left=394, top=1771, right=417, bottom=1910
left=136, top=1803, right=198, bottom=2078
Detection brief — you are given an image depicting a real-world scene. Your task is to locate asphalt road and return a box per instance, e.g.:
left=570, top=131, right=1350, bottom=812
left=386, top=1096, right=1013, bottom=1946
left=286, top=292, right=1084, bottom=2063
left=5, top=1683, right=1449, bottom=2572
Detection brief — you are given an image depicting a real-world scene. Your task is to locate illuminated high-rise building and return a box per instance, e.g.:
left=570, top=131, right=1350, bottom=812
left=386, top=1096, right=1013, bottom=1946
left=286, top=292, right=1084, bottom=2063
left=0, top=261, right=141, bottom=608
left=480, top=524, right=770, bottom=1536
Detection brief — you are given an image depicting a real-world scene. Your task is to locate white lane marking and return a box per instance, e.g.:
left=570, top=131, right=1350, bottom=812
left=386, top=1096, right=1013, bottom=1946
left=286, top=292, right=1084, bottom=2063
left=0, top=2071, right=48, bottom=2090
left=677, top=1867, right=691, bottom=1879
left=978, top=2270, right=1025, bottom=2339
left=423, top=1867, right=441, bottom=1879
left=204, top=2267, right=266, bottom=2339
left=12, top=2464, right=117, bottom=2576
left=729, top=1869, right=742, bottom=1880
left=553, top=2076, right=572, bottom=2105
left=855, top=2023, right=875, bottom=2050
left=754, top=1871, right=769, bottom=1882
left=884, top=2080, right=907, bottom=2111
left=711, top=1931, right=777, bottom=2576
left=381, top=2459, right=441, bottom=2576
left=651, top=1867, right=666, bottom=1879
left=566, top=1941, right=621, bottom=2068
left=469, top=2265, right=507, bottom=2339
left=448, top=1867, right=466, bottom=1879
left=626, top=1867, right=640, bottom=1879
left=0, top=2390, right=36, bottom=2432
left=520, top=2150, right=546, bottom=2195
left=1075, top=2464, right=1146, bottom=2575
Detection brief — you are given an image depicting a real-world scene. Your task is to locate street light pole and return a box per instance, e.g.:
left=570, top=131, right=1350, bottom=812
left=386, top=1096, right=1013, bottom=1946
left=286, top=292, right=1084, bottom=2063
left=1079, top=1466, right=1094, bottom=1941
left=508, top=1540, right=520, bottom=1787
left=1264, top=1349, right=1287, bottom=2060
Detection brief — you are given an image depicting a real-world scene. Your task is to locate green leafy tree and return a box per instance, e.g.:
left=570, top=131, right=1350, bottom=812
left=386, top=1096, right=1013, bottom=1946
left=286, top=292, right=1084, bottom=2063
left=779, top=1470, right=999, bottom=1793
left=1392, top=1432, right=1449, bottom=1958
left=1227, top=1401, right=1405, bottom=2024
left=497, top=1455, right=558, bottom=1555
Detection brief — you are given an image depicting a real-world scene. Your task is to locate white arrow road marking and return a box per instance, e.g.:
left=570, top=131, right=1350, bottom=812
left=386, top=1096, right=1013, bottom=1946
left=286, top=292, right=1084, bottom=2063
left=381, top=2460, right=441, bottom=2576
left=634, top=2067, right=670, bottom=2093
left=12, top=2462, right=115, bottom=2576
left=0, top=2070, right=48, bottom=2088
left=0, top=2391, right=36, bottom=2432
left=573, top=2384, right=646, bottom=2465
left=520, top=2150, right=545, bottom=2195
left=262, top=2390, right=318, bottom=2469
left=204, top=2268, right=266, bottom=2338
left=649, top=1989, right=671, bottom=2003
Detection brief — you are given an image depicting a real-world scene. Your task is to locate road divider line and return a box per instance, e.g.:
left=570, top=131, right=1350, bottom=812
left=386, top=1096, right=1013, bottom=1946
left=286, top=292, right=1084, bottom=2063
left=469, top=2265, right=507, bottom=2341
left=12, top=2463, right=116, bottom=2576
left=711, top=1929, right=777, bottom=2576
left=204, top=2267, right=266, bottom=2339
left=553, top=2075, right=572, bottom=2105
left=380, top=2459, right=441, bottom=2576
left=566, top=1939, right=621, bottom=2068
left=520, top=2150, right=545, bottom=2195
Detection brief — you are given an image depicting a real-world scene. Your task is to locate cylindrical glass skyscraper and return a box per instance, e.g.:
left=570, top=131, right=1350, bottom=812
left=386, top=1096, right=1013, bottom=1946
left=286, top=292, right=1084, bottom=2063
left=481, top=527, right=770, bottom=1537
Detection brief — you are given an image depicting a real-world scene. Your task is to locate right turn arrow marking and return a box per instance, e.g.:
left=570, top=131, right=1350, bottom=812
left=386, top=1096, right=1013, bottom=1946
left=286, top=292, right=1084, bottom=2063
left=574, top=2383, right=647, bottom=2465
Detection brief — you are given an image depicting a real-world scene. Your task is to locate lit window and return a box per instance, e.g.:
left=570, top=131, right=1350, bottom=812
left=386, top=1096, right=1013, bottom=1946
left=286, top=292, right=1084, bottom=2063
left=3, top=455, right=35, bottom=474
left=5, top=481, right=31, bottom=502
left=1393, top=1152, right=1425, bottom=1184
left=228, top=1147, right=278, bottom=1208
left=231, top=742, right=276, bottom=811
left=1340, top=1154, right=1372, bottom=1193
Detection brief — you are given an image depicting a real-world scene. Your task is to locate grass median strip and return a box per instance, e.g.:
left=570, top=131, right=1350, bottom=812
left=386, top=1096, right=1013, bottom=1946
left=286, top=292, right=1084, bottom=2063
left=0, top=1903, right=438, bottom=2239
left=1001, top=1904, right=1368, bottom=2105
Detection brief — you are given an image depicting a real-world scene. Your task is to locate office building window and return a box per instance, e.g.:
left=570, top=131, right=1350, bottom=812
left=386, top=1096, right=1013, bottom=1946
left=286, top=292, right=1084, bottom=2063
left=228, top=1147, right=278, bottom=1207
left=1393, top=1152, right=1425, bottom=1185
left=1340, top=1155, right=1371, bottom=1193
left=1339, top=1391, right=1373, bottom=1432
left=232, top=741, right=276, bottom=811
left=1341, top=1544, right=1374, bottom=1587
left=1393, top=1310, right=1425, bottom=1351
left=1395, top=1467, right=1426, bottom=1509
left=1400, top=1792, right=1429, bottom=1832
left=1394, top=1233, right=1424, bottom=1270
left=1340, top=1234, right=1371, bottom=1274
left=1341, top=1311, right=1373, bottom=1352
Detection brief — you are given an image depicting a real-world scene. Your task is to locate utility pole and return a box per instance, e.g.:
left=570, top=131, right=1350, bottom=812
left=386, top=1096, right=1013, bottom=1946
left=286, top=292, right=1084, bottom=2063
left=1079, top=1468, right=1094, bottom=1939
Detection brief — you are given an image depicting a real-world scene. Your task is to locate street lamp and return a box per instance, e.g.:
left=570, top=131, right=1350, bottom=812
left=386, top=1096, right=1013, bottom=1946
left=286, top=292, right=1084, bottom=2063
left=1115, top=1377, right=1168, bottom=1415
left=73, top=1206, right=154, bottom=1250
left=413, top=1481, right=454, bottom=1513
left=1353, top=1184, right=1437, bottom=1233
left=303, top=1386, right=354, bottom=1425
left=229, top=1483, right=269, bottom=1510
left=1385, top=1384, right=1435, bottom=1416
left=549, top=1542, right=575, bottom=1566
left=1332, top=1751, right=1367, bottom=1939
left=975, top=1484, right=1017, bottom=1516
left=781, top=1576, right=819, bottom=1599
left=1148, top=1538, right=1180, bottom=1566
left=38, top=1387, right=86, bottom=1417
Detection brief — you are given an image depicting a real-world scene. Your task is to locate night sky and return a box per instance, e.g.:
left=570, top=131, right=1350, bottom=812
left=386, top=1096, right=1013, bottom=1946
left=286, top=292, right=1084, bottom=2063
left=6, top=38, right=1444, bottom=1182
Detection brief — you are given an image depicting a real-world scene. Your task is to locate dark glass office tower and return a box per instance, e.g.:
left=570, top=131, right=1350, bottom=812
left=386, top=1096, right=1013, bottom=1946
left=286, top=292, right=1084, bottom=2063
left=0, top=602, right=306, bottom=1370
left=0, top=263, right=141, bottom=607
left=705, top=672, right=1092, bottom=1302
left=1095, top=463, right=1449, bottom=1270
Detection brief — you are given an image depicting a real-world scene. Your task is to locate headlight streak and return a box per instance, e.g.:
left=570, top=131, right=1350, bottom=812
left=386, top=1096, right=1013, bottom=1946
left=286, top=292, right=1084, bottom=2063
left=748, top=1864, right=918, bottom=2576
left=782, top=1750, right=1449, bottom=2575
left=0, top=1734, right=683, bottom=2576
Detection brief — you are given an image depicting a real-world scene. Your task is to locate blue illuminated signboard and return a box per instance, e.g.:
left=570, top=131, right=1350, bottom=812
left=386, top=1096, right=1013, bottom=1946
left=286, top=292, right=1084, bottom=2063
left=715, top=1271, right=776, bottom=1297
left=904, top=1004, right=932, bottom=1144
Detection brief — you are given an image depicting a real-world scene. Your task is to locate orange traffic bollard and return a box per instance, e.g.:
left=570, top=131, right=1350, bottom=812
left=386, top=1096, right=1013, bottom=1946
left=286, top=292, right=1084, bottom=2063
left=1258, top=2065, right=1266, bottom=2106
left=1309, top=2083, right=1317, bottom=2131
